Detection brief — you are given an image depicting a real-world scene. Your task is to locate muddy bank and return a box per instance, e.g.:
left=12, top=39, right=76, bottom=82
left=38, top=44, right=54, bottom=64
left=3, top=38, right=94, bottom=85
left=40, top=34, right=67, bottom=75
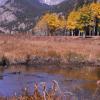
left=0, top=55, right=100, bottom=68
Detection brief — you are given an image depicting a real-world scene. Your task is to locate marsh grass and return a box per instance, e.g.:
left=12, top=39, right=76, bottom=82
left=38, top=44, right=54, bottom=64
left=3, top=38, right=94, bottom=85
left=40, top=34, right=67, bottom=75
left=47, top=50, right=61, bottom=58
left=64, top=51, right=86, bottom=63
left=0, top=35, right=99, bottom=66
left=47, top=50, right=62, bottom=65
left=96, top=53, right=100, bottom=61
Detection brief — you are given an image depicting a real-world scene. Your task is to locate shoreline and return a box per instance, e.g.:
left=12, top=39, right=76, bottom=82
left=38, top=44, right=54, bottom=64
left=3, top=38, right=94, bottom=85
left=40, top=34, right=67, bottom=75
left=0, top=55, right=100, bottom=68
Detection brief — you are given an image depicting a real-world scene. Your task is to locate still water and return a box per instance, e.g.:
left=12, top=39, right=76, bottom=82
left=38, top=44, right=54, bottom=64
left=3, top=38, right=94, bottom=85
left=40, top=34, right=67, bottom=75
left=0, top=65, right=100, bottom=99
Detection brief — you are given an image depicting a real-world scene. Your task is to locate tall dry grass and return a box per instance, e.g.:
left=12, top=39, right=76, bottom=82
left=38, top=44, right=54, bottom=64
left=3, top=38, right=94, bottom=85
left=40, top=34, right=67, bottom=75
left=0, top=35, right=99, bottom=64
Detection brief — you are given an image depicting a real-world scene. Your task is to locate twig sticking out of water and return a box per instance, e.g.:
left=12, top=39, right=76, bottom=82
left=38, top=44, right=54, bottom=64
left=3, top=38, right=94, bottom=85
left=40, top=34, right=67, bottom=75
left=92, top=80, right=100, bottom=100
left=52, top=80, right=61, bottom=93
left=41, top=82, right=48, bottom=100
left=33, top=83, right=42, bottom=100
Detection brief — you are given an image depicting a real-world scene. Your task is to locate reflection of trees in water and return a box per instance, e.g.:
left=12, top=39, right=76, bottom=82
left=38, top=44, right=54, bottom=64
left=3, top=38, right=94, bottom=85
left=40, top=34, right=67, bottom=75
left=0, top=75, right=3, bottom=80
left=96, top=68, right=100, bottom=79
left=0, top=67, right=4, bottom=80
left=0, top=67, right=4, bottom=73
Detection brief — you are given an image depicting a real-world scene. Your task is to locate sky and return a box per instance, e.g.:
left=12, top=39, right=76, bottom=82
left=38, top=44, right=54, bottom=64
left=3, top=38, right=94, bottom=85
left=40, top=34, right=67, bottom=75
left=40, top=0, right=65, bottom=5
left=0, top=0, right=66, bottom=6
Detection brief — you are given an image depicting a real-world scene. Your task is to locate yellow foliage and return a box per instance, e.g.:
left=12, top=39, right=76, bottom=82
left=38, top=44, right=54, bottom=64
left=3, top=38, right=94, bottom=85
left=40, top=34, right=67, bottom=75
left=90, top=3, right=100, bottom=18
left=42, top=13, right=66, bottom=29
left=66, top=10, right=80, bottom=30
left=35, top=13, right=66, bottom=33
left=79, top=5, right=94, bottom=28
left=66, top=3, right=100, bottom=30
left=35, top=2, right=100, bottom=33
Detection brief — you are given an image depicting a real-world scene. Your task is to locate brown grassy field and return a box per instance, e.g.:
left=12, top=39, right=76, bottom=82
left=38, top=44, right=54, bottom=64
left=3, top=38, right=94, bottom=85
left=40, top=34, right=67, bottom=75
left=0, top=35, right=99, bottom=64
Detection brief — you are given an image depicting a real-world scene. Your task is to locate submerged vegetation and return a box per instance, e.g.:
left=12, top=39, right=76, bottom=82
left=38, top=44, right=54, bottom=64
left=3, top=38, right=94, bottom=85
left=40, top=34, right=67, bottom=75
left=0, top=80, right=77, bottom=100
left=0, top=79, right=100, bottom=100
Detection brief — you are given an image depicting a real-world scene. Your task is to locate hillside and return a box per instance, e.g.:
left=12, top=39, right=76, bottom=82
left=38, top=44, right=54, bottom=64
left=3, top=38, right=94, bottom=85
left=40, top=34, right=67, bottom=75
left=0, top=0, right=49, bottom=34
left=0, top=0, right=94, bottom=34
left=52, top=0, right=93, bottom=14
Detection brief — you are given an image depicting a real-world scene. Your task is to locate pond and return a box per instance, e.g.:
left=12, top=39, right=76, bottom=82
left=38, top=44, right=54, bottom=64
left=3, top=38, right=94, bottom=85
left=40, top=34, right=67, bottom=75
left=0, top=65, right=100, bottom=99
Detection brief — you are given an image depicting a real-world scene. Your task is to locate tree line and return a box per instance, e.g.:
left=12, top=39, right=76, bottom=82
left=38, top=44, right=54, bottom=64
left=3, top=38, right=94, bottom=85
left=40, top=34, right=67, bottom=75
left=33, top=2, right=100, bottom=37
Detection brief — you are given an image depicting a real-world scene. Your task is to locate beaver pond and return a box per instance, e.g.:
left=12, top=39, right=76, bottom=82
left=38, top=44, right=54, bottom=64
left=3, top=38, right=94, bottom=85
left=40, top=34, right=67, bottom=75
left=0, top=65, right=100, bottom=100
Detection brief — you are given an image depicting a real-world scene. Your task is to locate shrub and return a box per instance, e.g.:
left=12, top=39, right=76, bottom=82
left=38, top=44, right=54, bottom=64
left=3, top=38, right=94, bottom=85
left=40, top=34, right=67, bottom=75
left=0, top=56, right=9, bottom=66
left=47, top=50, right=61, bottom=58
left=25, top=54, right=31, bottom=64
left=65, top=51, right=85, bottom=63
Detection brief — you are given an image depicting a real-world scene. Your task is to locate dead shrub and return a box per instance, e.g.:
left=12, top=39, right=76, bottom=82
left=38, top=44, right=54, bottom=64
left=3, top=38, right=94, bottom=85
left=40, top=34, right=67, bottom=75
left=65, top=51, right=85, bottom=63
left=47, top=50, right=61, bottom=58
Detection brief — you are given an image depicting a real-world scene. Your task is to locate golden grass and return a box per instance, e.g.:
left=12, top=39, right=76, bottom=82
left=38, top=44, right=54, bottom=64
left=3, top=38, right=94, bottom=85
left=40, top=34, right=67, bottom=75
left=0, top=35, right=99, bottom=62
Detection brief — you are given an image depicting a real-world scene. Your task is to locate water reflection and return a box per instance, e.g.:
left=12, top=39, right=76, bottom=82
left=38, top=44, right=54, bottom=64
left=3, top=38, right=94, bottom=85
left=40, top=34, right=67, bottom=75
left=0, top=75, right=3, bottom=80
left=0, top=65, right=99, bottom=99
left=96, top=69, right=100, bottom=79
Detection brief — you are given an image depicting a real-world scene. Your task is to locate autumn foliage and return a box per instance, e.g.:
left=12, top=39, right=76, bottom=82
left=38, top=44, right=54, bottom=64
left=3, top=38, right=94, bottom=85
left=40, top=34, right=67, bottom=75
left=67, top=2, right=100, bottom=33
left=34, top=2, right=100, bottom=36
left=34, top=13, right=66, bottom=35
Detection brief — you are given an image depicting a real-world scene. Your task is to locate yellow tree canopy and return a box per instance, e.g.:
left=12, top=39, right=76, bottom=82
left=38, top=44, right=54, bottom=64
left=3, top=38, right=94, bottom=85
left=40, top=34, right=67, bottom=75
left=78, top=5, right=94, bottom=28
left=35, top=13, right=66, bottom=31
left=66, top=10, right=80, bottom=30
left=47, top=13, right=61, bottom=29
left=45, top=13, right=66, bottom=29
left=33, top=15, right=48, bottom=33
left=66, top=3, right=98, bottom=30
left=90, top=2, right=100, bottom=18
